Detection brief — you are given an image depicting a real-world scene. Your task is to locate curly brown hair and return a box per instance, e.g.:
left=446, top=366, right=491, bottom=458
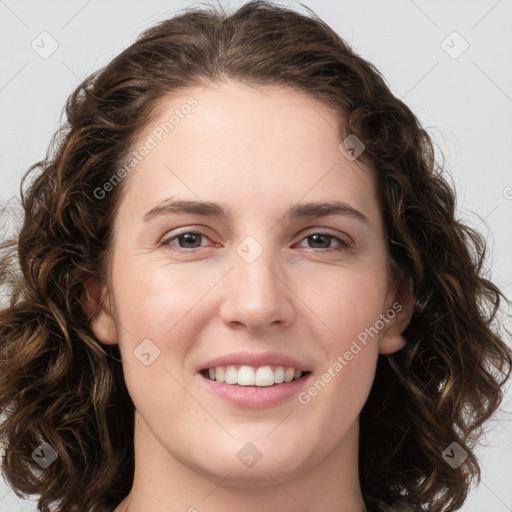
left=1, top=1, right=510, bottom=511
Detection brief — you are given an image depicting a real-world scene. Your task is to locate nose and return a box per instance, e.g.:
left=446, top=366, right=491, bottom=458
left=218, top=243, right=296, bottom=333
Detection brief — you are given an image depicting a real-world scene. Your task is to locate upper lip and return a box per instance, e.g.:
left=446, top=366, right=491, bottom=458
left=199, top=351, right=311, bottom=372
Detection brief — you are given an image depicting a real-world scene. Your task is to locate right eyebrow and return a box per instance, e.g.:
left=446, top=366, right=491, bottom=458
left=143, top=199, right=232, bottom=222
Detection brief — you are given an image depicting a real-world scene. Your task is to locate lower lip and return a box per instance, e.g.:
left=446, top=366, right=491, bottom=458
left=197, top=372, right=312, bottom=408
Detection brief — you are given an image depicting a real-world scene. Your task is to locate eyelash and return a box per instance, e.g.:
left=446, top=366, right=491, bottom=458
left=159, top=229, right=352, bottom=253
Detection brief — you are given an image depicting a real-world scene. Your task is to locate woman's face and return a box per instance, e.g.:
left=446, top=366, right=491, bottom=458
left=90, top=80, right=412, bottom=485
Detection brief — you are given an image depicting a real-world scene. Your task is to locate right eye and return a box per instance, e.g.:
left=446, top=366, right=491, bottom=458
left=160, top=230, right=214, bottom=252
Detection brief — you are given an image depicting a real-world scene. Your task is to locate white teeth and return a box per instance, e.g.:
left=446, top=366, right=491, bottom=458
left=238, top=365, right=255, bottom=386
left=255, top=366, right=274, bottom=387
left=274, top=366, right=285, bottom=384
left=224, top=365, right=238, bottom=385
left=215, top=366, right=225, bottom=383
left=204, top=365, right=305, bottom=386
left=284, top=367, right=295, bottom=382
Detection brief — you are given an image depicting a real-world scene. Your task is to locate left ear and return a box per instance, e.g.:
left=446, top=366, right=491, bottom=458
left=378, top=276, right=414, bottom=355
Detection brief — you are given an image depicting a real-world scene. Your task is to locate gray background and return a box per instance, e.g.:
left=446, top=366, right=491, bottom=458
left=0, top=0, right=511, bottom=510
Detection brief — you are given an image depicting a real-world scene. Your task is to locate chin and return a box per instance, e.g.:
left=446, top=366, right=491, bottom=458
left=187, top=438, right=315, bottom=485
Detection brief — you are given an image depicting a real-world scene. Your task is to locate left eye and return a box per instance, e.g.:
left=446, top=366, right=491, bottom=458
left=160, top=231, right=350, bottom=252
left=296, top=233, right=350, bottom=251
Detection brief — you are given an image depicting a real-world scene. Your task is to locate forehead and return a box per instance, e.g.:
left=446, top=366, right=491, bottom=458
left=117, top=80, right=379, bottom=224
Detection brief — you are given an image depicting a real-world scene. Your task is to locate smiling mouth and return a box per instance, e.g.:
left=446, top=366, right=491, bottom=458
left=200, top=364, right=311, bottom=387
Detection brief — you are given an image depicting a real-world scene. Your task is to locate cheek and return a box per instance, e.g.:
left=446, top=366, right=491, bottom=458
left=295, top=274, right=383, bottom=438
left=112, top=259, right=211, bottom=419
left=296, top=262, right=390, bottom=341
left=293, top=264, right=388, bottom=407
left=108, top=258, right=221, bottom=410
left=112, top=246, right=390, bottom=357
left=303, top=273, right=384, bottom=391
left=111, top=254, right=217, bottom=341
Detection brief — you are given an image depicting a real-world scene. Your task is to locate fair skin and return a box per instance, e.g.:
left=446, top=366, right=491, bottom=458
left=86, top=80, right=413, bottom=512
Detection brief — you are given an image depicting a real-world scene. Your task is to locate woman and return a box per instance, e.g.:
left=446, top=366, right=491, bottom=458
left=1, top=1, right=510, bottom=511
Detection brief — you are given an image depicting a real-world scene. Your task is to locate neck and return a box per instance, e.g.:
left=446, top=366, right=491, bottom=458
left=116, top=411, right=367, bottom=512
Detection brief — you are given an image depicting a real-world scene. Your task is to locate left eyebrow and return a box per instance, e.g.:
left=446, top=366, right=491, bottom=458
left=285, top=200, right=370, bottom=226
left=142, top=198, right=371, bottom=227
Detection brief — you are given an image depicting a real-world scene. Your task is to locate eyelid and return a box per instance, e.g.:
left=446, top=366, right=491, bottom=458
left=158, top=227, right=215, bottom=249
left=299, top=227, right=353, bottom=246
left=159, top=226, right=353, bottom=253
